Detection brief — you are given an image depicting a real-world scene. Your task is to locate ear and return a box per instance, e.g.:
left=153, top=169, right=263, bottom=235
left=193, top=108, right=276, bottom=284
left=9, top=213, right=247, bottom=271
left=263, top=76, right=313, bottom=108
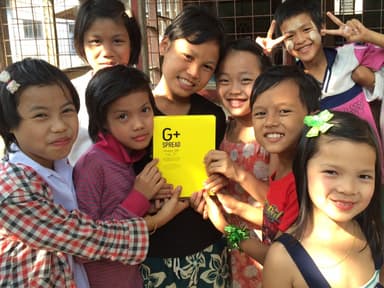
left=159, top=36, right=171, bottom=56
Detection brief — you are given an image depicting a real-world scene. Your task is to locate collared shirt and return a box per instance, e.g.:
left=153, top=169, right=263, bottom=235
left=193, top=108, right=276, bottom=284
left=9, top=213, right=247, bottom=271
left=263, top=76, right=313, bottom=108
left=0, top=146, right=149, bottom=287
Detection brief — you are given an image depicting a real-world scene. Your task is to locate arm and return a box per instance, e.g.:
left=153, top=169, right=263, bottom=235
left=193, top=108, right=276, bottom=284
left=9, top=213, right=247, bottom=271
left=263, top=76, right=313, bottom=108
left=263, top=241, right=295, bottom=287
left=0, top=164, right=148, bottom=265
left=204, top=149, right=268, bottom=202
left=202, top=191, right=268, bottom=264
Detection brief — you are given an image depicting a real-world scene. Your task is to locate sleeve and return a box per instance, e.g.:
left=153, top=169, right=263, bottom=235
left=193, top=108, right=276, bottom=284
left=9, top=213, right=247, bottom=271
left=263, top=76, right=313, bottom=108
left=73, top=151, right=149, bottom=220
left=354, top=43, right=384, bottom=71
left=363, top=67, right=384, bottom=102
left=0, top=166, right=149, bottom=265
left=278, top=178, right=299, bottom=232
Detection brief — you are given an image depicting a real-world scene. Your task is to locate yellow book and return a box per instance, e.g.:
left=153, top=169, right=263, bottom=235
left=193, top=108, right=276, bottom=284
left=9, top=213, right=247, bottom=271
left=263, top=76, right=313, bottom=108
left=153, top=115, right=216, bottom=198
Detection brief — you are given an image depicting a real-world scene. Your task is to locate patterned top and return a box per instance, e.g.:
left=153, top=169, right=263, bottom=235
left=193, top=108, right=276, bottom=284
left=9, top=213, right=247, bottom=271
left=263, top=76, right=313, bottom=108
left=0, top=161, right=148, bottom=287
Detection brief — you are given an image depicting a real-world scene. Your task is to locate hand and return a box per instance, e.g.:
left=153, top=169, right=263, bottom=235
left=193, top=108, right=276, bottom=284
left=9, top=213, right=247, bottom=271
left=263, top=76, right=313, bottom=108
left=205, top=149, right=237, bottom=180
left=322, top=11, right=370, bottom=43
left=203, top=174, right=228, bottom=196
left=255, top=20, right=287, bottom=54
left=134, top=159, right=165, bottom=200
left=153, top=183, right=174, bottom=200
left=202, top=191, right=228, bottom=233
left=190, top=190, right=206, bottom=215
left=152, top=186, right=189, bottom=228
left=352, top=66, right=375, bottom=91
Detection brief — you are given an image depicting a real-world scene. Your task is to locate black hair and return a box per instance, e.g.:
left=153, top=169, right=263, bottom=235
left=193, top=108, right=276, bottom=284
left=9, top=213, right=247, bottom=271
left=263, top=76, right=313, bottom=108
left=292, top=110, right=384, bottom=258
left=74, top=0, right=142, bottom=65
left=274, top=0, right=323, bottom=37
left=0, top=58, right=79, bottom=153
left=86, top=65, right=155, bottom=142
left=250, top=65, right=320, bottom=114
left=164, top=5, right=226, bottom=67
left=216, top=38, right=272, bottom=77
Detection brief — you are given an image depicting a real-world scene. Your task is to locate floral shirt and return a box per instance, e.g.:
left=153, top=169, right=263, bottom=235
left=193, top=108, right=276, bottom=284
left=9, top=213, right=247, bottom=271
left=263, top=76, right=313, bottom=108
left=0, top=161, right=148, bottom=287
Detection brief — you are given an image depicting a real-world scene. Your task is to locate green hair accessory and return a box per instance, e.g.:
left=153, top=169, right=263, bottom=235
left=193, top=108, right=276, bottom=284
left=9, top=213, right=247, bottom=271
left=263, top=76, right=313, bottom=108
left=304, top=109, right=334, bottom=138
left=224, top=224, right=250, bottom=250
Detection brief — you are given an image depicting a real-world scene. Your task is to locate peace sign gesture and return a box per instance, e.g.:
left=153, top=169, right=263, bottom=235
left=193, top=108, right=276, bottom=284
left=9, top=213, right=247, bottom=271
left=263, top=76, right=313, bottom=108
left=322, top=11, right=369, bottom=43
left=256, top=20, right=288, bottom=55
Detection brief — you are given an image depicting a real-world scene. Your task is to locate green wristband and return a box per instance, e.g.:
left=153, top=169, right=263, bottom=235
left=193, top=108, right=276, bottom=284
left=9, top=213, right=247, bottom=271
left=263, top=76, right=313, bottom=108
left=224, top=224, right=250, bottom=250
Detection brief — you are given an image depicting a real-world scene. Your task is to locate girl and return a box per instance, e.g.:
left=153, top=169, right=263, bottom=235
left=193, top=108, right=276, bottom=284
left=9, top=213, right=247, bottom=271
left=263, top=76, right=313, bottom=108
left=137, top=5, right=229, bottom=288
left=0, top=58, right=184, bottom=287
left=73, top=65, right=188, bottom=288
left=263, top=110, right=384, bottom=287
left=204, top=38, right=272, bottom=287
left=70, top=0, right=142, bottom=163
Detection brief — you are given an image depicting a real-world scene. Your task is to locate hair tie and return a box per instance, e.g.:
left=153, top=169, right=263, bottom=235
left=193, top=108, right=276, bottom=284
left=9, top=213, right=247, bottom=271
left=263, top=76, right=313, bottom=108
left=224, top=224, right=250, bottom=250
left=304, top=109, right=334, bottom=138
left=0, top=70, right=20, bottom=94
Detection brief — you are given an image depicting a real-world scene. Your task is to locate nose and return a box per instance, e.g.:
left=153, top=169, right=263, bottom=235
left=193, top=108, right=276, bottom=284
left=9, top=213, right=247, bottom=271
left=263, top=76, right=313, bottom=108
left=132, top=115, right=145, bottom=131
left=51, top=116, right=67, bottom=133
left=229, top=81, right=242, bottom=95
left=187, top=62, right=199, bottom=79
left=294, top=31, right=305, bottom=44
left=336, top=176, right=356, bottom=195
left=264, top=112, right=279, bottom=127
left=100, top=42, right=114, bottom=58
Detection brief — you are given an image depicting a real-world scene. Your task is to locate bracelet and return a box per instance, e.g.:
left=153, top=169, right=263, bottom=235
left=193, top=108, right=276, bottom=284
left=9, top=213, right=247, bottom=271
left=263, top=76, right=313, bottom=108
left=224, top=224, right=250, bottom=250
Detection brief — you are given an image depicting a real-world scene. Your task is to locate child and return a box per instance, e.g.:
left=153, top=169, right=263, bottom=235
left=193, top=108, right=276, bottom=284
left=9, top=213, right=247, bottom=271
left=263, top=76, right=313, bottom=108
left=0, top=58, right=185, bottom=287
left=73, top=65, right=188, bottom=288
left=263, top=110, right=384, bottom=287
left=259, top=0, right=384, bottom=178
left=137, top=5, right=229, bottom=288
left=204, top=38, right=272, bottom=287
left=70, top=0, right=142, bottom=163
left=203, top=65, right=320, bottom=264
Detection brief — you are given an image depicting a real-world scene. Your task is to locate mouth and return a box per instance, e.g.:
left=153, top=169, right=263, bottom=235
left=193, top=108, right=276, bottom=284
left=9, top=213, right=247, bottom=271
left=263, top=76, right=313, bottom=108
left=50, top=137, right=72, bottom=147
left=177, top=76, right=196, bottom=88
left=265, top=132, right=284, bottom=140
left=331, top=199, right=355, bottom=211
left=296, top=43, right=313, bottom=54
left=225, top=98, right=248, bottom=108
left=132, top=134, right=149, bottom=142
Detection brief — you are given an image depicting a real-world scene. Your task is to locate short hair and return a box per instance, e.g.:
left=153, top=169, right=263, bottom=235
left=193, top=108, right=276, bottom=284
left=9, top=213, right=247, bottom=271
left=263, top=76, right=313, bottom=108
left=86, top=65, right=155, bottom=142
left=250, top=65, right=320, bottom=114
left=0, top=58, right=80, bottom=153
left=74, top=0, right=142, bottom=65
left=274, top=0, right=323, bottom=37
left=216, top=38, right=272, bottom=77
left=292, top=111, right=383, bottom=258
left=164, top=5, right=226, bottom=66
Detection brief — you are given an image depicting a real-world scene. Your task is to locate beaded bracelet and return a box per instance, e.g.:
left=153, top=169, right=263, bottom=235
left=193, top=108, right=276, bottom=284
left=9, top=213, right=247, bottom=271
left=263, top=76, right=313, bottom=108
left=224, top=224, right=250, bottom=250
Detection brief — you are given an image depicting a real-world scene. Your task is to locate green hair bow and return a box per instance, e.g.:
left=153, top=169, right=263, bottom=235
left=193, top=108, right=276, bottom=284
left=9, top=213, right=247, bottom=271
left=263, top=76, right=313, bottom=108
left=303, top=109, right=334, bottom=138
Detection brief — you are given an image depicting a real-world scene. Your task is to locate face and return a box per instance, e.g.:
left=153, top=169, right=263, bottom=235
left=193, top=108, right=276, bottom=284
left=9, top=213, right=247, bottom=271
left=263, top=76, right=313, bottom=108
left=216, top=50, right=262, bottom=119
left=11, top=85, right=78, bottom=169
left=307, top=136, right=375, bottom=223
left=159, top=37, right=219, bottom=99
left=105, top=91, right=154, bottom=151
left=83, top=18, right=131, bottom=72
left=252, top=80, right=308, bottom=155
left=280, top=13, right=323, bottom=63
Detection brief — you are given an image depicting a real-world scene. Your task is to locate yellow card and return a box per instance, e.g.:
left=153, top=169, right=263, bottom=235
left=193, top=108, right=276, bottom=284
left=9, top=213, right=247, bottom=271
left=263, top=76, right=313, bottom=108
left=153, top=115, right=216, bottom=198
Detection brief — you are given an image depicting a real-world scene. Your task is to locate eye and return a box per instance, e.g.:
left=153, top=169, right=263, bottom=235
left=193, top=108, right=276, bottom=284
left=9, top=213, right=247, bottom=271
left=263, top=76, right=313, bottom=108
left=87, top=38, right=101, bottom=46
left=217, top=78, right=229, bottom=85
left=285, top=33, right=294, bottom=40
left=142, top=105, right=152, bottom=113
left=183, top=54, right=193, bottom=62
left=359, top=174, right=374, bottom=181
left=303, top=27, right=312, bottom=32
left=203, top=64, right=214, bottom=72
left=63, top=105, right=77, bottom=114
left=253, top=111, right=266, bottom=119
left=113, top=38, right=126, bottom=45
left=117, top=113, right=128, bottom=121
left=241, top=78, right=254, bottom=85
left=279, top=109, right=291, bottom=115
left=33, top=113, right=48, bottom=119
left=323, top=169, right=337, bottom=176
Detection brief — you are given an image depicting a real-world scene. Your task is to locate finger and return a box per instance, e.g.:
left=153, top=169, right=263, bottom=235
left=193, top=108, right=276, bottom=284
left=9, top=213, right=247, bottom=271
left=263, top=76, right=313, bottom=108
left=272, top=34, right=288, bottom=46
left=321, top=28, right=343, bottom=36
left=326, top=11, right=344, bottom=27
left=267, top=20, right=276, bottom=38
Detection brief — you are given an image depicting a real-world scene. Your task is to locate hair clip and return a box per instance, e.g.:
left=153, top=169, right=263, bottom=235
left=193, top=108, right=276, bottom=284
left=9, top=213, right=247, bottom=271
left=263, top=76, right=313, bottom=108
left=0, top=70, right=20, bottom=94
left=304, top=109, right=334, bottom=138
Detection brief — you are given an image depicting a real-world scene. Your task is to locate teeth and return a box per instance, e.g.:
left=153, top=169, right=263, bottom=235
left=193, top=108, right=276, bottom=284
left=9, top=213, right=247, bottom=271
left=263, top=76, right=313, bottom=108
left=179, top=77, right=193, bottom=87
left=266, top=133, right=282, bottom=139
